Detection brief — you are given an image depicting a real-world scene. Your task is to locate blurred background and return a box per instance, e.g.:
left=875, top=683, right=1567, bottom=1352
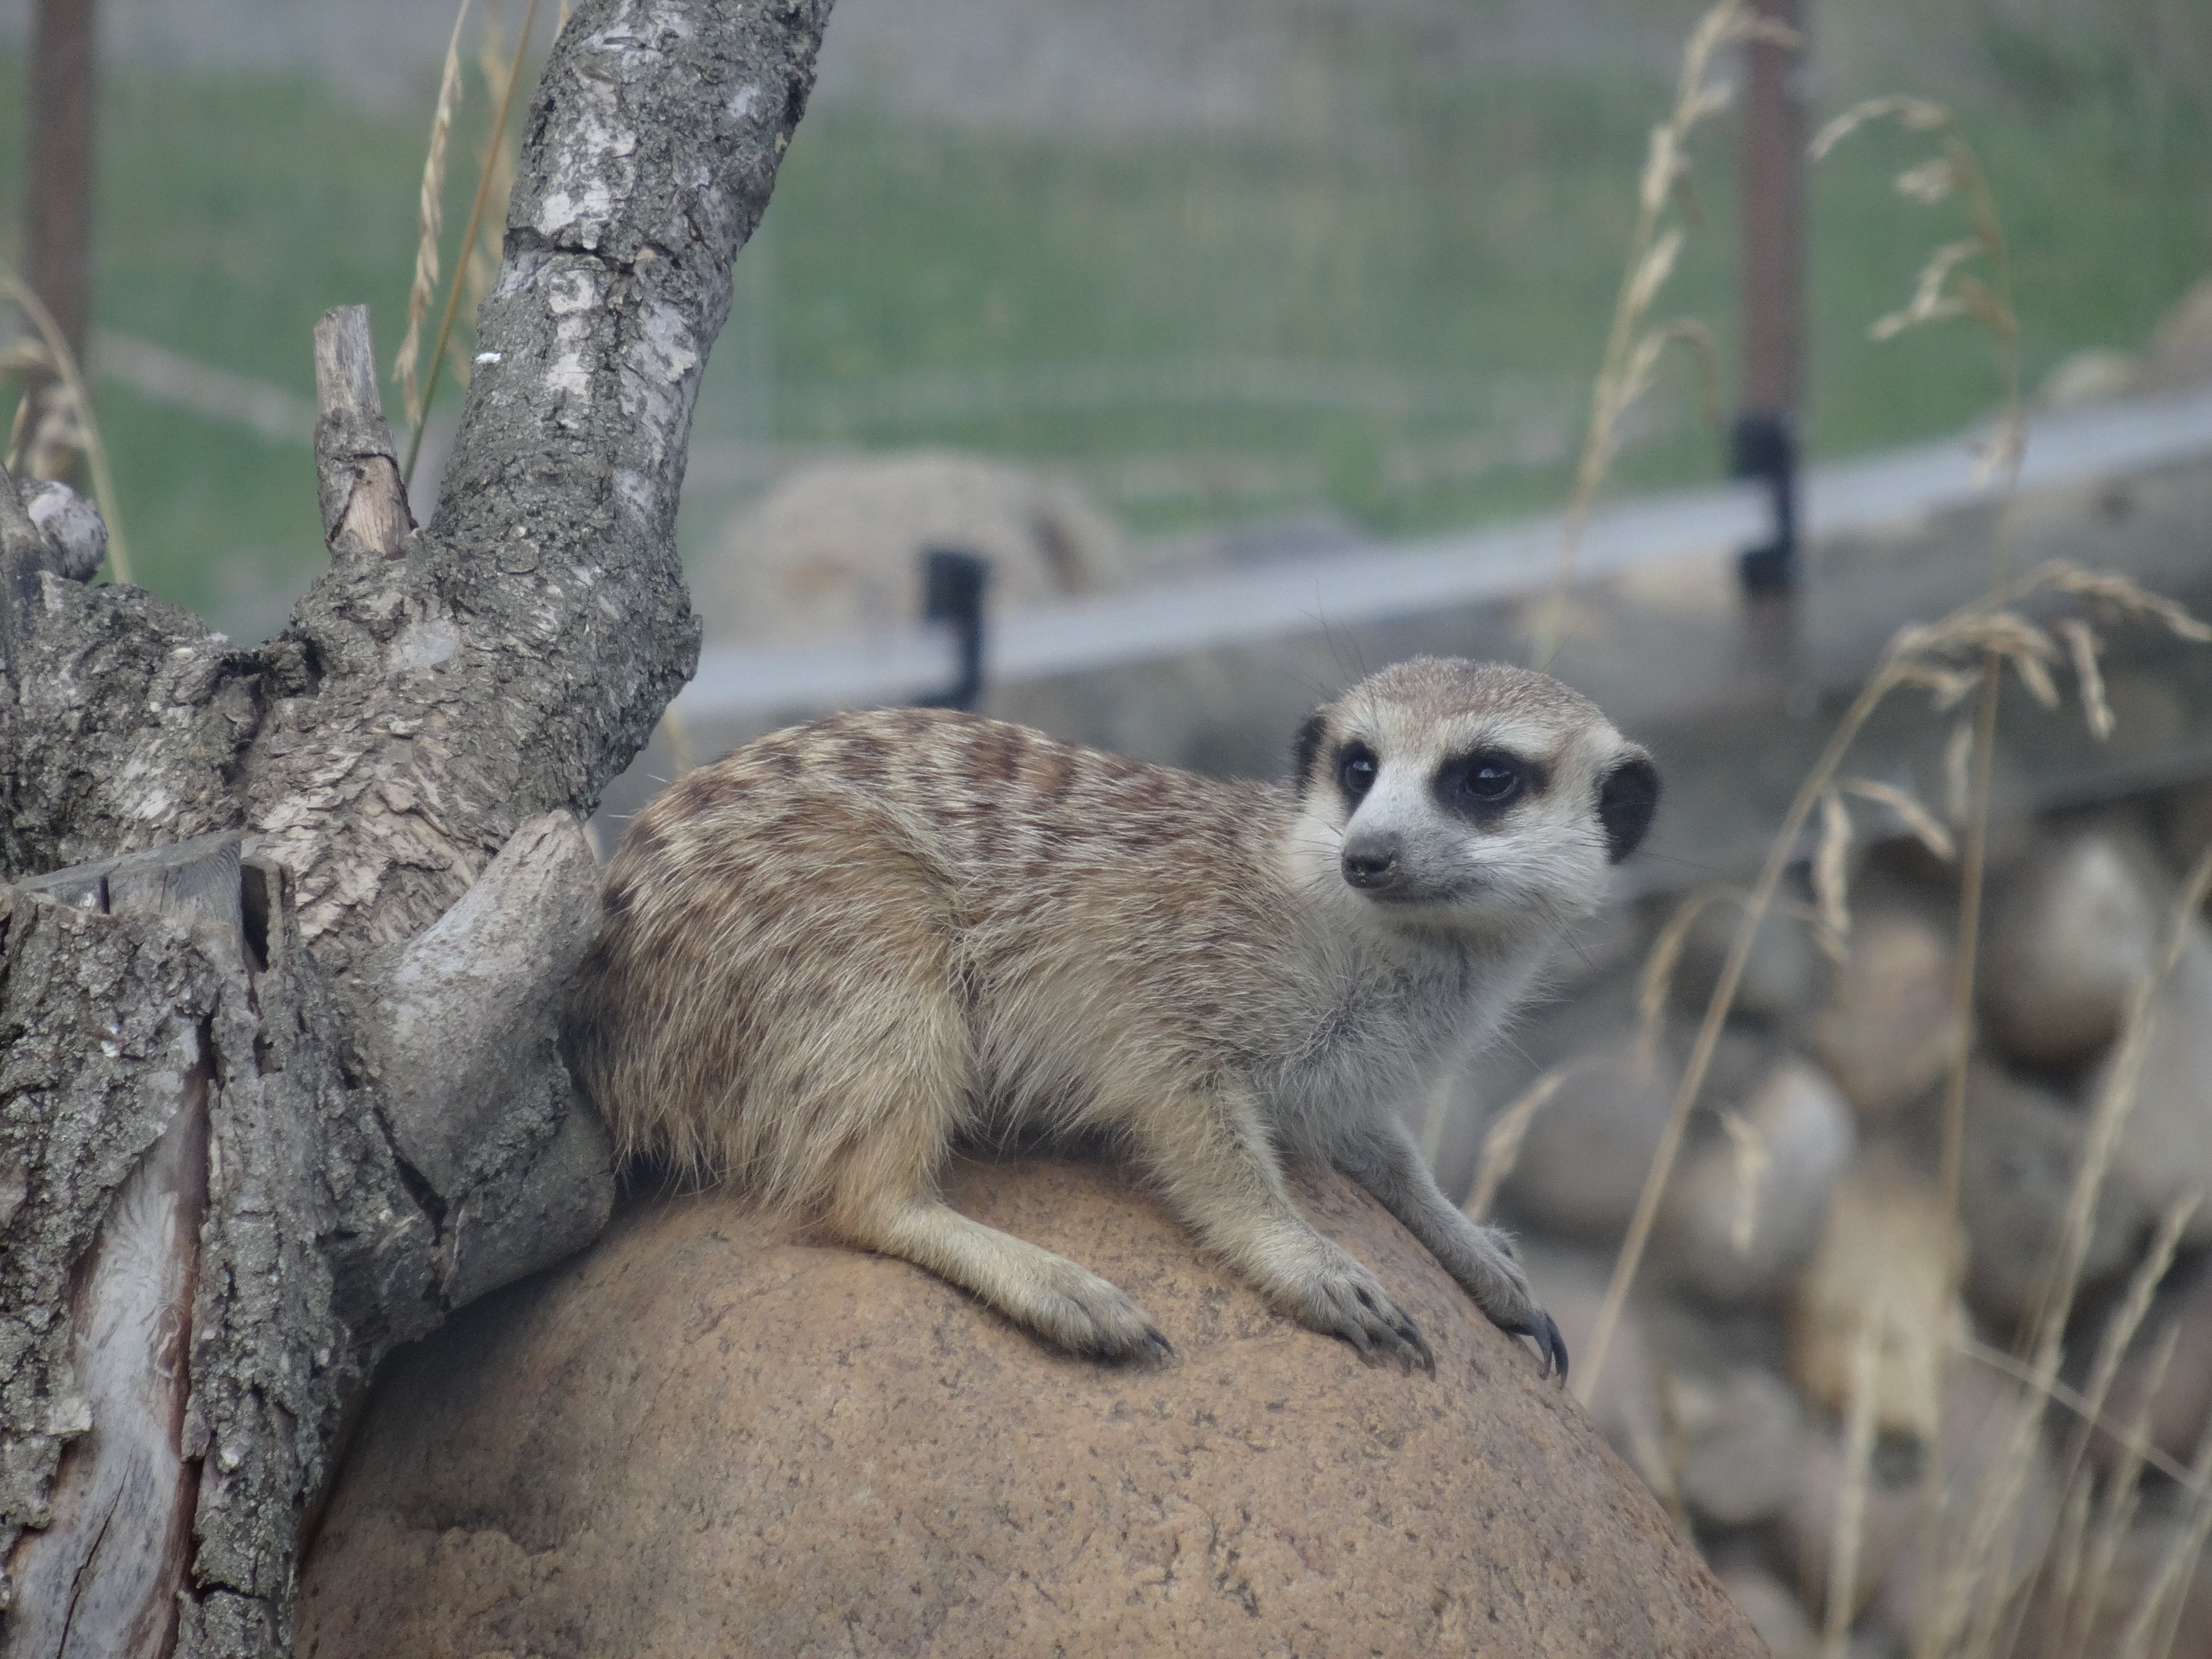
left=0, top=0, right=2205, bottom=640
left=8, top=2, right=2212, bottom=1655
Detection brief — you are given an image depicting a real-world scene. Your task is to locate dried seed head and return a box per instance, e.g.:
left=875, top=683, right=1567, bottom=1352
left=395, top=0, right=474, bottom=429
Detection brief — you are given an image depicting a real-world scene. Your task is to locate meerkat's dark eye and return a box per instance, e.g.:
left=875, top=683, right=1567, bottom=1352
left=1462, top=760, right=1520, bottom=801
left=1337, top=743, right=1379, bottom=804
left=1437, top=749, right=1539, bottom=819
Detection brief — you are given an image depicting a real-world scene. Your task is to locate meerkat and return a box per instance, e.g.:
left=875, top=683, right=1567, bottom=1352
left=566, top=657, right=1657, bottom=1376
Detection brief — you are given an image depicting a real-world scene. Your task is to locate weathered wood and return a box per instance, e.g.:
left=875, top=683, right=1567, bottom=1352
left=311, top=307, right=412, bottom=564
left=0, top=466, right=44, bottom=571
left=0, top=884, right=225, bottom=1640
left=3, top=1058, right=207, bottom=1659
left=0, top=460, right=248, bottom=883
left=364, top=810, right=612, bottom=1293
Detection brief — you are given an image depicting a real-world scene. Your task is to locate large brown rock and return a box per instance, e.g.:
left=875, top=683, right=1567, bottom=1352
left=299, top=1157, right=1761, bottom=1658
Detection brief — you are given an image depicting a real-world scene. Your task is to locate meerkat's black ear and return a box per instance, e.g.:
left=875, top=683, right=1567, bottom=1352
left=1597, top=753, right=1659, bottom=863
left=1292, top=713, right=1328, bottom=797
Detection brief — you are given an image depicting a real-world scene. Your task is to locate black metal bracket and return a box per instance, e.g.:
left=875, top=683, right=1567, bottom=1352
left=1732, top=410, right=1799, bottom=596
left=915, top=547, right=992, bottom=712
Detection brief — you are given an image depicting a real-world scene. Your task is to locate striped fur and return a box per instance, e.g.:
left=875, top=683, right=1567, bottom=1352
left=567, top=658, right=1654, bottom=1371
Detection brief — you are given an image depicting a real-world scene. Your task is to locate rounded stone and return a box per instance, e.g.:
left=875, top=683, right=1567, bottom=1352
left=1806, top=912, right=1962, bottom=1124
left=2095, top=917, right=2212, bottom=1246
left=1652, top=1058, right=1857, bottom=1307
left=298, top=1158, right=1760, bottom=1658
left=694, top=451, right=1130, bottom=648
left=1668, top=898, right=1826, bottom=1025
left=1981, top=826, right=2165, bottom=1070
left=1957, top=1063, right=2148, bottom=1331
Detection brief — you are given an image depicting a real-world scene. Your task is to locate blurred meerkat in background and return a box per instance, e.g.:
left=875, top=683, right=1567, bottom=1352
left=567, top=657, right=1659, bottom=1376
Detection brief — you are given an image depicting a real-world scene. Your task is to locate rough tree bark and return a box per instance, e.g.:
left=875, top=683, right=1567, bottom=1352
left=0, top=1, right=832, bottom=1653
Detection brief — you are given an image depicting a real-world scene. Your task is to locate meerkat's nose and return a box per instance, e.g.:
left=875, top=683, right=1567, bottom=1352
left=1341, top=834, right=1402, bottom=890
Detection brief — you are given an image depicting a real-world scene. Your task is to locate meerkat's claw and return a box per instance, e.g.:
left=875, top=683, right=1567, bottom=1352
left=1401, top=1320, right=1437, bottom=1374
left=1142, top=1327, right=1176, bottom=1362
left=1499, top=1307, right=1568, bottom=1383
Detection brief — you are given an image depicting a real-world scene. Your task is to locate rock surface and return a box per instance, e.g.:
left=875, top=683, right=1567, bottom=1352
left=298, top=1157, right=1761, bottom=1658
left=1497, top=981, right=1775, bottom=1242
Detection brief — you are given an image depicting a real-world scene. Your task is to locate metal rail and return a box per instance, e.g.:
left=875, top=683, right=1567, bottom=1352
left=676, top=381, right=2212, bottom=724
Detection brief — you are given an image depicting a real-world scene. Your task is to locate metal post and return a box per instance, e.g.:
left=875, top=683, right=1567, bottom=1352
left=916, top=548, right=992, bottom=712
left=1733, top=0, right=1804, bottom=596
left=21, top=0, right=98, bottom=483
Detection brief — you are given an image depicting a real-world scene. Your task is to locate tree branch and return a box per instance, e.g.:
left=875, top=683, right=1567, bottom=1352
left=1, top=3, right=832, bottom=1649
left=245, top=0, right=829, bottom=980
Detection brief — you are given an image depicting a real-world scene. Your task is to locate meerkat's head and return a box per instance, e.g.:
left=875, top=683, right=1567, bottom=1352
left=1284, top=658, right=1658, bottom=941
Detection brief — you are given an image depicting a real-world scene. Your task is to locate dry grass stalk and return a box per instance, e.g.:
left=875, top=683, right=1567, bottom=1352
left=1574, top=565, right=2212, bottom=1409
left=2068, top=1325, right=2174, bottom=1658
left=1463, top=1068, right=1575, bottom=1224
left=1717, top=1107, right=1769, bottom=1256
left=2043, top=566, right=2212, bottom=644
left=396, top=0, right=473, bottom=432
left=2117, top=1392, right=2212, bottom=1659
left=1943, top=717, right=1976, bottom=823
left=1650, top=1348, right=1694, bottom=1534
left=451, top=0, right=525, bottom=391
left=402, top=0, right=544, bottom=485
left=1634, top=886, right=1723, bottom=1071
left=2040, top=840, right=2212, bottom=1370
left=1839, top=777, right=1957, bottom=862
left=0, top=272, right=131, bottom=583
left=1825, top=1309, right=1885, bottom=1657
left=1813, top=789, right=1854, bottom=961
left=1528, top=0, right=1793, bottom=667
left=1576, top=102, right=2131, bottom=1408
left=1917, top=844, right=2212, bottom=1658
left=1811, top=97, right=2022, bottom=489
left=2027, top=1196, right=2203, bottom=1658
left=1810, top=119, right=2026, bottom=1459
left=1952, top=1330, right=2203, bottom=1499
left=2050, top=1190, right=2200, bottom=1463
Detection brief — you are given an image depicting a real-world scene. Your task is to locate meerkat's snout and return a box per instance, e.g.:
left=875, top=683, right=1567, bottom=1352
left=1339, top=830, right=1402, bottom=891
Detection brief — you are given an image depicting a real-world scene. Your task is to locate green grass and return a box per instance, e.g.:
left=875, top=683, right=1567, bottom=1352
left=0, top=39, right=2206, bottom=637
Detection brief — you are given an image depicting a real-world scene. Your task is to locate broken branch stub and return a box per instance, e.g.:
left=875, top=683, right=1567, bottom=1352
left=312, top=306, right=413, bottom=564
left=363, top=810, right=615, bottom=1301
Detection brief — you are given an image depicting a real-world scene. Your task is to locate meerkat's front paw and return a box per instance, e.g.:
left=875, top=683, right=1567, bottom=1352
left=1463, top=1227, right=1569, bottom=1382
left=1275, top=1243, right=1435, bottom=1372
